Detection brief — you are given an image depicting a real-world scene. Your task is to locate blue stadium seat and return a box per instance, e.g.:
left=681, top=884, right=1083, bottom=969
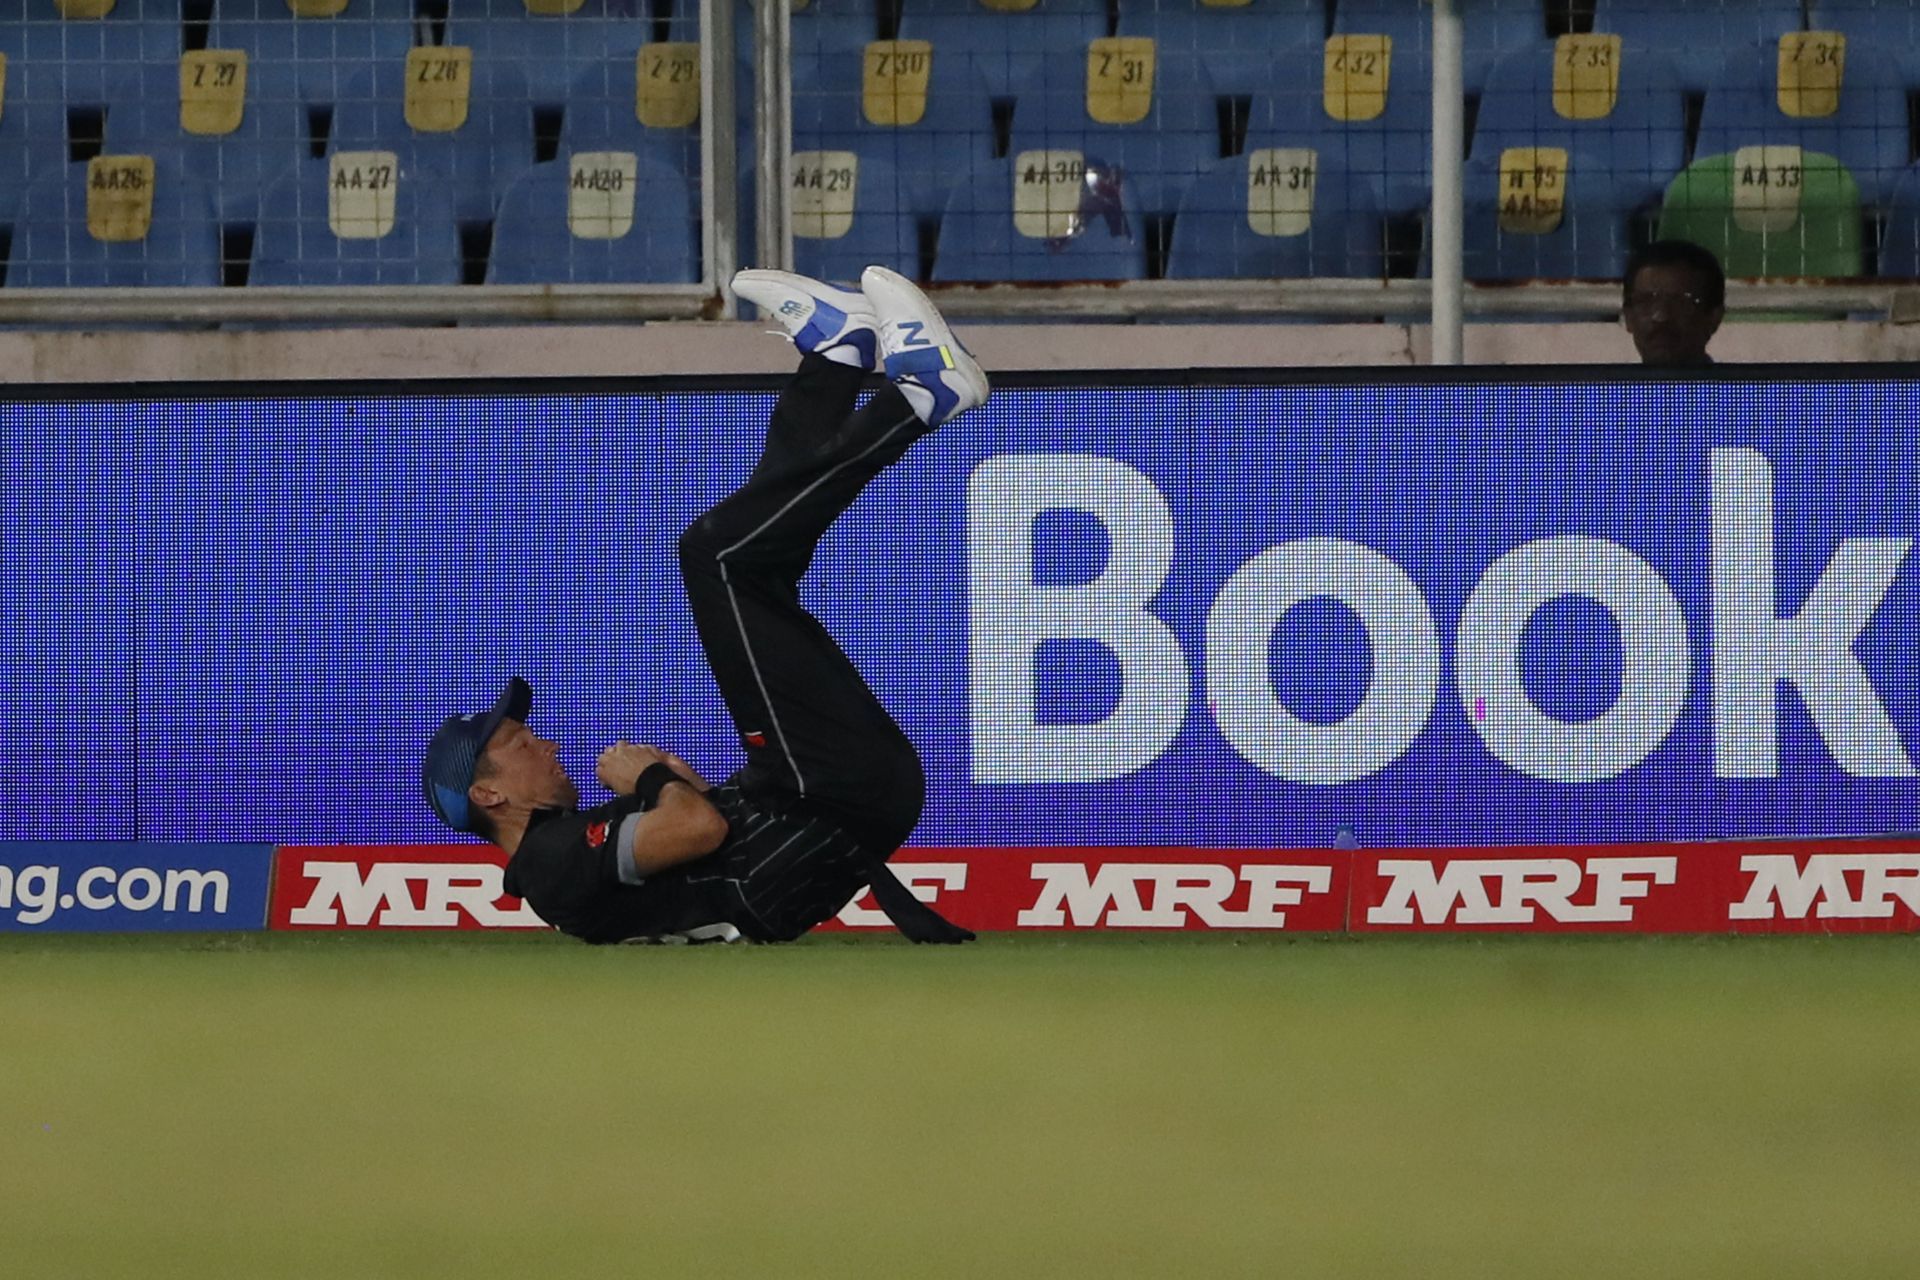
left=209, top=0, right=417, bottom=113
left=1164, top=150, right=1385, bottom=279
left=789, top=148, right=919, bottom=282
left=101, top=58, right=309, bottom=227
left=1469, top=41, right=1686, bottom=213
left=1333, top=0, right=1545, bottom=97
left=1694, top=38, right=1908, bottom=208
left=250, top=155, right=463, bottom=284
left=1460, top=153, right=1636, bottom=279
left=558, top=51, right=702, bottom=180
left=444, top=0, right=651, bottom=109
left=0, top=63, right=71, bottom=234
left=1003, top=51, right=1223, bottom=223
left=1113, top=0, right=1324, bottom=99
left=931, top=151, right=1149, bottom=281
left=0, top=0, right=183, bottom=104
left=1243, top=40, right=1432, bottom=218
left=895, top=0, right=1110, bottom=98
left=1807, top=2, right=1920, bottom=91
left=1590, top=0, right=1802, bottom=94
left=486, top=154, right=699, bottom=282
left=327, top=58, right=536, bottom=224
left=7, top=157, right=220, bottom=286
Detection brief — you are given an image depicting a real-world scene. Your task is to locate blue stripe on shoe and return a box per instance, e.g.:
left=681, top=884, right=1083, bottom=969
left=794, top=297, right=848, bottom=354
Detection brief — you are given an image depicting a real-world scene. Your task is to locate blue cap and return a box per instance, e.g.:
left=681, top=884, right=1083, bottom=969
left=421, top=677, right=533, bottom=834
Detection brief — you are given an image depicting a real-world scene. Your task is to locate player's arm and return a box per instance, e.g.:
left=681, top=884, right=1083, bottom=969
left=596, top=742, right=729, bottom=876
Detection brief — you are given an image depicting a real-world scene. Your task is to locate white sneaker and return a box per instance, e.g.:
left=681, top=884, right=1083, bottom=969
left=859, top=265, right=989, bottom=426
left=732, top=268, right=878, bottom=370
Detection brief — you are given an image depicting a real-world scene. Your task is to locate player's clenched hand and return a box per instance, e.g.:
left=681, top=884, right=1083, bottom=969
left=596, top=741, right=669, bottom=795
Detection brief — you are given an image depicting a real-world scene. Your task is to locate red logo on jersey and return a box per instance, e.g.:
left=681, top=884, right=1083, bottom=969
left=585, top=821, right=609, bottom=849
left=744, top=731, right=767, bottom=748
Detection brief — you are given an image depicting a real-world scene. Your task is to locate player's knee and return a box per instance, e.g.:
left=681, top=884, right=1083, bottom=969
left=677, top=513, right=727, bottom=571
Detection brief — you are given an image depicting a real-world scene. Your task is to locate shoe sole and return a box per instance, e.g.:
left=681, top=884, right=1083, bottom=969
left=860, top=267, right=989, bottom=412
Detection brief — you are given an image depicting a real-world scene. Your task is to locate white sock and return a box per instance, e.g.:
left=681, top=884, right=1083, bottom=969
left=895, top=379, right=936, bottom=425
left=819, top=341, right=867, bottom=368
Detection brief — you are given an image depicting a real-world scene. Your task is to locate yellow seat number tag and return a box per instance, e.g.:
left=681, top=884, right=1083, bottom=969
left=1552, top=34, right=1619, bottom=121
left=1497, top=146, right=1568, bottom=234
left=329, top=150, right=399, bottom=239
left=86, top=154, right=154, bottom=243
left=792, top=150, right=859, bottom=240
left=0, top=55, right=7, bottom=127
left=1086, top=37, right=1155, bottom=125
left=1245, top=147, right=1317, bottom=238
left=1778, top=32, right=1845, bottom=119
left=1732, top=144, right=1805, bottom=233
left=863, top=40, right=931, bottom=127
left=57, top=0, right=116, bottom=16
left=1202, top=0, right=1250, bottom=8
left=286, top=0, right=350, bottom=15
left=180, top=51, right=248, bottom=137
left=405, top=46, right=471, bottom=133
left=568, top=150, right=639, bottom=239
left=978, top=0, right=1038, bottom=11
left=1324, top=35, right=1390, bottom=123
left=637, top=43, right=701, bottom=128
left=521, top=0, right=585, bottom=14
left=1013, top=149, right=1086, bottom=239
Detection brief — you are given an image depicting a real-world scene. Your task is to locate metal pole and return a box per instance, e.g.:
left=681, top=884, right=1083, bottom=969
left=1430, top=0, right=1465, bottom=365
left=753, top=0, right=793, bottom=272
left=701, top=0, right=737, bottom=314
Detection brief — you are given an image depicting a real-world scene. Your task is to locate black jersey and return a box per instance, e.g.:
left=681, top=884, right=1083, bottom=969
left=500, top=777, right=875, bottom=944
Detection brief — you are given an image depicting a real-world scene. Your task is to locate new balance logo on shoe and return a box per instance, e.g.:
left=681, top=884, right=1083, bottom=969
left=898, top=319, right=930, bottom=346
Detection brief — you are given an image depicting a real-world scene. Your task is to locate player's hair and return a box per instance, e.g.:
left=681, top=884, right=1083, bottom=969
left=1624, top=240, right=1726, bottom=310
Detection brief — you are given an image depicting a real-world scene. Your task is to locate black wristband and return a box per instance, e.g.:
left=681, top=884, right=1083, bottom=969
left=635, top=762, right=682, bottom=807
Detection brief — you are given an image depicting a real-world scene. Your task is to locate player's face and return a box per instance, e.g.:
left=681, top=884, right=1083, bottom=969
left=474, top=720, right=580, bottom=814
left=1623, top=262, right=1723, bottom=367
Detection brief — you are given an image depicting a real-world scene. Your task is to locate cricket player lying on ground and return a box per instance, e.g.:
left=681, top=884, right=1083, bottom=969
left=420, top=266, right=985, bottom=945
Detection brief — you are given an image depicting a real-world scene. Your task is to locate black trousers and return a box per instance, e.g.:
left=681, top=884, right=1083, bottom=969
left=676, top=355, right=932, bottom=858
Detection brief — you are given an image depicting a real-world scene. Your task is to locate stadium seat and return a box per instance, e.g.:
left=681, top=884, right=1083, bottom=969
left=931, top=150, right=1150, bottom=281
left=1332, top=0, right=1546, bottom=97
left=1807, top=1, right=1920, bottom=91
left=327, top=56, right=537, bottom=224
left=0, top=62, right=72, bottom=234
left=1469, top=38, right=1687, bottom=214
left=558, top=51, right=704, bottom=181
left=894, top=0, right=1111, bottom=98
left=1243, top=39, right=1432, bottom=219
left=485, top=153, right=699, bottom=282
left=1589, top=0, right=1803, bottom=94
left=209, top=0, right=418, bottom=112
left=100, top=57, right=309, bottom=227
left=443, top=0, right=652, bottom=109
left=1111, top=0, right=1325, bottom=99
left=1694, top=36, right=1909, bottom=210
left=1002, top=50, right=1224, bottom=224
left=790, top=43, right=996, bottom=222
left=788, top=148, right=919, bottom=282
left=7, top=155, right=221, bottom=286
left=1875, top=160, right=1920, bottom=278
left=1656, top=149, right=1864, bottom=279
left=0, top=0, right=183, bottom=104
left=1460, top=151, right=1636, bottom=279
left=1164, top=150, right=1386, bottom=279
left=249, top=154, right=464, bottom=284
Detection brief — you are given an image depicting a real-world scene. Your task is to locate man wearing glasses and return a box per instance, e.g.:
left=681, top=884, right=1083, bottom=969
left=1622, top=239, right=1725, bottom=367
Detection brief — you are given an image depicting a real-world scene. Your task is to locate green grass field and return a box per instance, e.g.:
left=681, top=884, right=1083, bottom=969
left=4, top=932, right=1919, bottom=1278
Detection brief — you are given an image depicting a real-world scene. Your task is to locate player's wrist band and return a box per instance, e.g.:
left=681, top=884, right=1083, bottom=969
left=635, top=762, right=682, bottom=807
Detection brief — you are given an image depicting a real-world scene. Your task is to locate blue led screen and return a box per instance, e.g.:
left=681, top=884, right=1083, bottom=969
left=3, top=375, right=1917, bottom=848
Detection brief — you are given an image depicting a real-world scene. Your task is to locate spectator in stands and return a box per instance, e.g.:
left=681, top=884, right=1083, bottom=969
left=1623, top=240, right=1725, bottom=367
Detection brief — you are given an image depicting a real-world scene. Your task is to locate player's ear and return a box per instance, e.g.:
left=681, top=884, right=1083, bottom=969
left=470, top=780, right=506, bottom=812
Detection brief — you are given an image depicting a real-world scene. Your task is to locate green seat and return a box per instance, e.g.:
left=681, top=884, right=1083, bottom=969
left=1656, top=149, right=1863, bottom=278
